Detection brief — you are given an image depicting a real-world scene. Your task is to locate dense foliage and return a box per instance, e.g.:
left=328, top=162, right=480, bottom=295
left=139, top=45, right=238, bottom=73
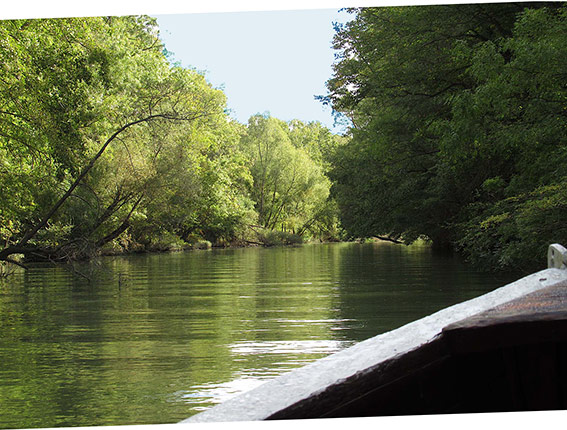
left=5, top=4, right=562, bottom=273
left=240, top=115, right=342, bottom=242
left=0, top=16, right=342, bottom=270
left=325, top=3, right=567, bottom=271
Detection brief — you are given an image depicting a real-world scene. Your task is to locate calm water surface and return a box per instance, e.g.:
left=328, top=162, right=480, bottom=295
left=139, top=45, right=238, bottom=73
left=0, top=242, right=520, bottom=428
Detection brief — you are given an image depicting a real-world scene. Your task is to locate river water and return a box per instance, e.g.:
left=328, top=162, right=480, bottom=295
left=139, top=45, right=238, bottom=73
left=0, top=242, right=520, bottom=428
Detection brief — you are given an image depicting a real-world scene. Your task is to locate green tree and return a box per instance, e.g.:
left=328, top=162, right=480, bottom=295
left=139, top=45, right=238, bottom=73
left=131, top=118, right=256, bottom=248
left=240, top=115, right=338, bottom=240
left=325, top=3, right=567, bottom=269
left=452, top=5, right=567, bottom=271
left=0, top=16, right=228, bottom=266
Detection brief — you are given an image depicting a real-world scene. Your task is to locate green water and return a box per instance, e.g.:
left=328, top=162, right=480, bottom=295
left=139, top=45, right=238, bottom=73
left=0, top=242, right=519, bottom=428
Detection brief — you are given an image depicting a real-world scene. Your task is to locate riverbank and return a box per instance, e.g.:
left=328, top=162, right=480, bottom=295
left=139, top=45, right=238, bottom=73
left=97, top=229, right=330, bottom=258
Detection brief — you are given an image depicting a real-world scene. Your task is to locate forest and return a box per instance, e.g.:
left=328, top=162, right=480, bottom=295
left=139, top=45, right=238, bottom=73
left=325, top=2, right=567, bottom=272
left=0, top=2, right=566, bottom=273
left=0, top=16, right=344, bottom=271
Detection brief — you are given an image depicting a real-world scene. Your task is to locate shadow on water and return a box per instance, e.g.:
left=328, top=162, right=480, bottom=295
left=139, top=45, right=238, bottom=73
left=332, top=242, right=520, bottom=341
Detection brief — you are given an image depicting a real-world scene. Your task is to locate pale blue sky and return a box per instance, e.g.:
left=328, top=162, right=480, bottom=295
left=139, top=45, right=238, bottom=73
left=154, top=9, right=353, bottom=133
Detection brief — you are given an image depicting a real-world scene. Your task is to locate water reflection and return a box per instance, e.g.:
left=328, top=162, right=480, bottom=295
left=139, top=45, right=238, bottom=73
left=178, top=375, right=273, bottom=411
left=0, top=242, right=519, bottom=428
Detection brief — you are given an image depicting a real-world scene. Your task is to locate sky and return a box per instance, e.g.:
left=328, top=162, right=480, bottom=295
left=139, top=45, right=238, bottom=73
left=154, top=9, right=353, bottom=133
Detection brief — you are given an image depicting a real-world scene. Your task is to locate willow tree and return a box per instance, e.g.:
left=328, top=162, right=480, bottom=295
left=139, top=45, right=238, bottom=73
left=131, top=117, right=257, bottom=247
left=0, top=16, right=227, bottom=266
left=240, top=115, right=334, bottom=237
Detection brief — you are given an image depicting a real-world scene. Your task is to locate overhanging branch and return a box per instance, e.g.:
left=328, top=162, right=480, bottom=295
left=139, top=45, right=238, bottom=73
left=0, top=109, right=212, bottom=263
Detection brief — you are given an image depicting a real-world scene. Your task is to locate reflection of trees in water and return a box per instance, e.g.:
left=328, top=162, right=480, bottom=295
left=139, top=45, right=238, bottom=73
left=333, top=241, right=520, bottom=342
left=0, top=243, right=519, bottom=427
left=0, top=246, right=345, bottom=427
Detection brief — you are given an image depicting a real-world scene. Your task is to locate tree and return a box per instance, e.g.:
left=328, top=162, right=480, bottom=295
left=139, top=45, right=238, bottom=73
left=325, top=3, right=567, bottom=268
left=0, top=16, right=227, bottom=266
left=132, top=118, right=256, bottom=247
left=240, top=115, right=338, bottom=239
left=452, top=5, right=567, bottom=271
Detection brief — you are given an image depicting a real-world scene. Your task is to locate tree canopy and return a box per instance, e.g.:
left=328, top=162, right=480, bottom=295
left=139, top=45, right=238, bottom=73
left=0, top=16, right=343, bottom=270
left=325, top=3, right=567, bottom=271
left=240, top=115, right=338, bottom=239
left=3, top=4, right=562, bottom=273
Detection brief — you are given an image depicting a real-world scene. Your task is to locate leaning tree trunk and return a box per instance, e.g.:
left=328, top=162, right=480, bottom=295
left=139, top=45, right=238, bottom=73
left=0, top=112, right=207, bottom=267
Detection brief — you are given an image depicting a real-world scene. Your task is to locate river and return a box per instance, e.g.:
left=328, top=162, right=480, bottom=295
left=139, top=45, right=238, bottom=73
left=0, top=241, right=520, bottom=428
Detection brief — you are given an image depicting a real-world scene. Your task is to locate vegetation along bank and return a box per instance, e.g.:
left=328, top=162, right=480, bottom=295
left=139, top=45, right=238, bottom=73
left=0, top=16, right=345, bottom=269
left=324, top=2, right=567, bottom=272
left=1, top=3, right=567, bottom=272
